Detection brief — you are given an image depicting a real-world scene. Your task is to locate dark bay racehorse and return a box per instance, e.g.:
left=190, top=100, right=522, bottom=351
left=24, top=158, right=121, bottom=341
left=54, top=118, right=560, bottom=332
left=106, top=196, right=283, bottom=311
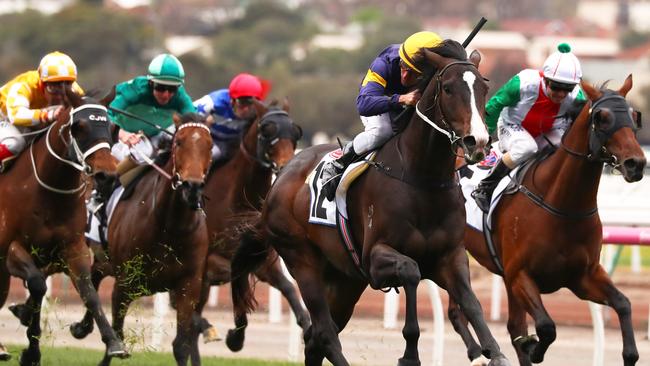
left=230, top=40, right=511, bottom=366
left=0, top=87, right=127, bottom=365
left=70, top=114, right=213, bottom=366
left=198, top=100, right=309, bottom=350
left=449, top=76, right=646, bottom=366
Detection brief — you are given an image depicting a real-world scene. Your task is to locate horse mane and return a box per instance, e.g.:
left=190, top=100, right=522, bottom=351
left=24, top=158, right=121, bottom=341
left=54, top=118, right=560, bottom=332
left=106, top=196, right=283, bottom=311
left=178, top=112, right=207, bottom=126
left=415, top=39, right=468, bottom=93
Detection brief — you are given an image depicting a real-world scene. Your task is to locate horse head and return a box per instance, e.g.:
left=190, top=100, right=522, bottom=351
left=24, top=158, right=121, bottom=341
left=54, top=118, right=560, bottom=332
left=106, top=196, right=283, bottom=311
left=170, top=113, right=213, bottom=209
left=580, top=75, right=646, bottom=182
left=417, top=40, right=490, bottom=164
left=56, top=85, right=118, bottom=180
left=249, top=98, right=302, bottom=172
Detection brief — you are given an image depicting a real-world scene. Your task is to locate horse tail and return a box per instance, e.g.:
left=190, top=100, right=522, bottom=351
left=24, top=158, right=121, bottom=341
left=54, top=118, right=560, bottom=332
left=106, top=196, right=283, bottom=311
left=231, top=222, right=269, bottom=316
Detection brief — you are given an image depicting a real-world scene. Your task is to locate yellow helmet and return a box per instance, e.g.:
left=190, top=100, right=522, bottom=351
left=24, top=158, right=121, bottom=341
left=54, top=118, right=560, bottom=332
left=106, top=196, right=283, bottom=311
left=38, top=51, right=77, bottom=83
left=399, top=31, right=443, bottom=74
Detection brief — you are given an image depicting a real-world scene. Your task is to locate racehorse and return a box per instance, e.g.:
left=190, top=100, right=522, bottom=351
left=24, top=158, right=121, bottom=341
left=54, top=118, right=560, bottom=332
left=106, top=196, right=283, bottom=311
left=230, top=40, right=511, bottom=366
left=0, top=86, right=127, bottom=365
left=93, top=114, right=212, bottom=366
left=449, top=76, right=646, bottom=366
left=197, top=100, right=309, bottom=350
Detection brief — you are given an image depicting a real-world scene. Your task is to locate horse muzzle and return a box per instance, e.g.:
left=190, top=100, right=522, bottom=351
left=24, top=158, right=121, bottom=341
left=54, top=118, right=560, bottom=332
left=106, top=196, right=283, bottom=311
left=620, top=156, right=646, bottom=182
left=177, top=179, right=205, bottom=210
left=459, top=135, right=489, bottom=165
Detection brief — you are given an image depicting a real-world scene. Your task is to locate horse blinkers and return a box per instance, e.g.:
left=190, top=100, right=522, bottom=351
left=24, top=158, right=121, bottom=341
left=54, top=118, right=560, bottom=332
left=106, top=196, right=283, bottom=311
left=587, top=94, right=637, bottom=163
left=66, top=104, right=114, bottom=173
left=256, top=110, right=301, bottom=170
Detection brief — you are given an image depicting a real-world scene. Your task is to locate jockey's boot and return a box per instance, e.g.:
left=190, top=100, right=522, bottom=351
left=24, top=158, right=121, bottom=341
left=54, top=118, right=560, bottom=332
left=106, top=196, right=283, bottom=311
left=471, top=159, right=511, bottom=213
left=0, top=144, right=15, bottom=173
left=321, top=142, right=360, bottom=201
left=87, top=174, right=116, bottom=221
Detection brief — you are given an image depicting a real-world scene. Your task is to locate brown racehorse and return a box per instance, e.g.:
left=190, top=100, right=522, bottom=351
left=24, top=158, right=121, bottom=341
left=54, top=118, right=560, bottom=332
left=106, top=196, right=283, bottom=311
left=230, top=40, right=511, bottom=366
left=449, top=76, right=646, bottom=366
left=0, top=87, right=127, bottom=365
left=197, top=101, right=309, bottom=351
left=84, top=114, right=213, bottom=366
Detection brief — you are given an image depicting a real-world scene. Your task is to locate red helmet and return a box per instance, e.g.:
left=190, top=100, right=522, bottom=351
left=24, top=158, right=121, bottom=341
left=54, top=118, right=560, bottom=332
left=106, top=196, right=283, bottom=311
left=228, top=73, right=270, bottom=100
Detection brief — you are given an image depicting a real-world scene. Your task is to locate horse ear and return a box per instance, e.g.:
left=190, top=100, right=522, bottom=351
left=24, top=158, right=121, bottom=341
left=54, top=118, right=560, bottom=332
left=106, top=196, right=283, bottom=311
left=253, top=98, right=267, bottom=119
left=423, top=49, right=446, bottom=70
left=619, top=74, right=633, bottom=97
left=172, top=113, right=183, bottom=128
left=64, top=84, right=83, bottom=108
left=469, top=50, right=481, bottom=68
left=580, top=80, right=599, bottom=100
left=282, top=96, right=290, bottom=113
left=100, top=85, right=117, bottom=107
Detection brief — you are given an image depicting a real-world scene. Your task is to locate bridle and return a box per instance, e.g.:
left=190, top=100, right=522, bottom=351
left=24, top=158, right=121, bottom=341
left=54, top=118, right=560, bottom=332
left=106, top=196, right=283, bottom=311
left=414, top=60, right=487, bottom=160
left=169, top=122, right=212, bottom=190
left=31, top=104, right=113, bottom=194
left=561, top=92, right=637, bottom=169
left=240, top=109, right=301, bottom=173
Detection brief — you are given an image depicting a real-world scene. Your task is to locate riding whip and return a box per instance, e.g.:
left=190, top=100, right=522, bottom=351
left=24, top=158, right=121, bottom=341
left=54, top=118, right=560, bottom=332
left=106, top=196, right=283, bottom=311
left=108, top=106, right=174, bottom=137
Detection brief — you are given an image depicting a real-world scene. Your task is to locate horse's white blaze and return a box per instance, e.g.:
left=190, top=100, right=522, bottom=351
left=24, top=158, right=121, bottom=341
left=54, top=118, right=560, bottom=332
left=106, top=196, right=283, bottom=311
left=463, top=71, right=489, bottom=145
left=191, top=131, right=202, bottom=141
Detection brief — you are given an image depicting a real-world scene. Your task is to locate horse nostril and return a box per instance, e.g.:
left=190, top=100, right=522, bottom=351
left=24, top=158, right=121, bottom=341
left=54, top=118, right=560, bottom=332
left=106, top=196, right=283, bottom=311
left=462, top=136, right=477, bottom=150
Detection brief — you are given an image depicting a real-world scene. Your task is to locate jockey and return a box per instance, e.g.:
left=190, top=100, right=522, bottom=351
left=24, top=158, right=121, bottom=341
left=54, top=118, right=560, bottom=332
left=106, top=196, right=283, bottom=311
left=0, top=51, right=83, bottom=172
left=193, top=73, right=269, bottom=162
left=87, top=53, right=195, bottom=214
left=321, top=31, right=443, bottom=200
left=472, top=43, right=586, bottom=212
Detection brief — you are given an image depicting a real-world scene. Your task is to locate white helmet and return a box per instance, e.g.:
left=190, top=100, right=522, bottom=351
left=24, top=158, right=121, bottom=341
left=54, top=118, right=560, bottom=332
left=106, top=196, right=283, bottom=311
left=542, top=43, right=582, bottom=85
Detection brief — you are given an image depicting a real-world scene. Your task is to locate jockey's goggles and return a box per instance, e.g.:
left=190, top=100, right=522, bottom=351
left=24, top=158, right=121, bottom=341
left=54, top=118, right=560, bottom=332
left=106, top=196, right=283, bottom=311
left=152, top=83, right=178, bottom=93
left=546, top=79, right=576, bottom=92
left=234, top=97, right=256, bottom=106
left=44, top=81, right=72, bottom=94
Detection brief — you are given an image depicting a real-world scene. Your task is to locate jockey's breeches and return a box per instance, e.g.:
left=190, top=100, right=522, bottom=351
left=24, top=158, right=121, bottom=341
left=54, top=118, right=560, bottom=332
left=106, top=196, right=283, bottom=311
left=353, top=113, right=393, bottom=155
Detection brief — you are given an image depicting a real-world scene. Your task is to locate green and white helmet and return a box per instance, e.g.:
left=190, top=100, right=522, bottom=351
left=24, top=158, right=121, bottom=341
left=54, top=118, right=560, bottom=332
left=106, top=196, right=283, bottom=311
left=148, top=53, right=185, bottom=86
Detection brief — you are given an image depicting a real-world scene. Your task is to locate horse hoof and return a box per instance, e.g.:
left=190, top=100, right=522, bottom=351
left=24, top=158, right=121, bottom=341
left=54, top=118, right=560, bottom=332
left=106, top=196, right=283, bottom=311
left=202, top=326, right=223, bottom=343
left=19, top=349, right=40, bottom=366
left=397, top=357, right=421, bottom=366
left=106, top=341, right=129, bottom=359
left=70, top=322, right=93, bottom=339
left=513, top=334, right=538, bottom=355
left=225, top=329, right=245, bottom=352
left=9, top=304, right=30, bottom=327
left=471, top=355, right=490, bottom=366
left=487, top=355, right=512, bottom=366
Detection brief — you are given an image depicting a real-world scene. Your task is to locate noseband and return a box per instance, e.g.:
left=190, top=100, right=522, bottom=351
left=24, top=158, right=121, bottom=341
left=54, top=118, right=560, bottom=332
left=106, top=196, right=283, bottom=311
left=414, top=60, right=483, bottom=158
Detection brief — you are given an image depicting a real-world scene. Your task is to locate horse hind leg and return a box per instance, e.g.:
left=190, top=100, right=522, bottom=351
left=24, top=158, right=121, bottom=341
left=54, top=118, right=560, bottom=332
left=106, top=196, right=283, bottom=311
left=368, top=244, right=422, bottom=366
left=447, top=297, right=486, bottom=365
left=433, top=248, right=510, bottom=366
left=570, top=267, right=639, bottom=366
left=254, top=253, right=311, bottom=332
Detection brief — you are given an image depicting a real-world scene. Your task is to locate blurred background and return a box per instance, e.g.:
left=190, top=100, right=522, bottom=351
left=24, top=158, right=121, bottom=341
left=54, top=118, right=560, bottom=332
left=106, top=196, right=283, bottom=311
left=1, top=0, right=649, bottom=146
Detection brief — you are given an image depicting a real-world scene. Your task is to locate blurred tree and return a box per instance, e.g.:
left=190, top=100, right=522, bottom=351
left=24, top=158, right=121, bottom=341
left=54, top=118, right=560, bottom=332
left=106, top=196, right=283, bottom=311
left=620, top=30, right=650, bottom=50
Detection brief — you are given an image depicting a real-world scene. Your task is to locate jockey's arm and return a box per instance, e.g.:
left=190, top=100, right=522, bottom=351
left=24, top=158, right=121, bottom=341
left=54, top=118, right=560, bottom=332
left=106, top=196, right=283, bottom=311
left=5, top=83, right=56, bottom=126
left=485, top=74, right=522, bottom=135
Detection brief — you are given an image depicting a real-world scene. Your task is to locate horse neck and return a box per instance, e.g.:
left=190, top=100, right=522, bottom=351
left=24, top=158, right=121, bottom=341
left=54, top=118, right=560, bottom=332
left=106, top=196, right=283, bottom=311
left=540, top=105, right=602, bottom=209
left=233, top=120, right=273, bottom=204
left=396, top=107, right=456, bottom=182
left=35, top=120, right=85, bottom=193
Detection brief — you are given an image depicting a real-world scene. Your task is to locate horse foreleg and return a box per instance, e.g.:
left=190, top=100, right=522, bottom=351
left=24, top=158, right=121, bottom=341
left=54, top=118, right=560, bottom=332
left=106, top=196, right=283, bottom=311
left=0, top=261, right=10, bottom=361
left=570, top=266, right=639, bottom=366
left=7, top=241, right=45, bottom=366
left=368, top=244, right=421, bottom=366
left=447, top=297, right=485, bottom=365
left=255, top=254, right=311, bottom=332
left=172, top=277, right=202, bottom=366
left=434, top=249, right=510, bottom=366
left=508, top=271, right=554, bottom=364
left=70, top=260, right=108, bottom=339
left=63, top=240, right=127, bottom=359
left=505, top=286, right=533, bottom=366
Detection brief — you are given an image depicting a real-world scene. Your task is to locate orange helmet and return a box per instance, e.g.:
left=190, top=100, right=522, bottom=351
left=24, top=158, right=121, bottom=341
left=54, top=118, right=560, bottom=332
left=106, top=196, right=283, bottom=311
left=38, top=51, right=77, bottom=82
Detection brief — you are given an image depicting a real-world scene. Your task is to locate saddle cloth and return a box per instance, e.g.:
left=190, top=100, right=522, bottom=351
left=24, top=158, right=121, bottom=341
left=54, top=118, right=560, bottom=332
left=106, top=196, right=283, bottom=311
left=307, top=149, right=376, bottom=226
left=459, top=148, right=524, bottom=232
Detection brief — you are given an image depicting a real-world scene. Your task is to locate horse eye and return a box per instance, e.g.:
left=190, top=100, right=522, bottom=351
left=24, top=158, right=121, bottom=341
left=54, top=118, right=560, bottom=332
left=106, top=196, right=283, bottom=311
left=443, top=85, right=452, bottom=94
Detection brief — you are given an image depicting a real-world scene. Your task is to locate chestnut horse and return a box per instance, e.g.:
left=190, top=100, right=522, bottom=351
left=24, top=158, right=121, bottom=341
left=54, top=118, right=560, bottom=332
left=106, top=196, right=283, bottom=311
left=198, top=101, right=309, bottom=350
left=230, top=40, right=511, bottom=366
left=0, top=87, right=126, bottom=365
left=449, top=76, right=646, bottom=366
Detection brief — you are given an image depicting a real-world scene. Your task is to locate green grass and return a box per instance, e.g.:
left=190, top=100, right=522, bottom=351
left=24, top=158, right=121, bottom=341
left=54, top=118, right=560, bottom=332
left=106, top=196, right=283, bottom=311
left=3, top=345, right=300, bottom=366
